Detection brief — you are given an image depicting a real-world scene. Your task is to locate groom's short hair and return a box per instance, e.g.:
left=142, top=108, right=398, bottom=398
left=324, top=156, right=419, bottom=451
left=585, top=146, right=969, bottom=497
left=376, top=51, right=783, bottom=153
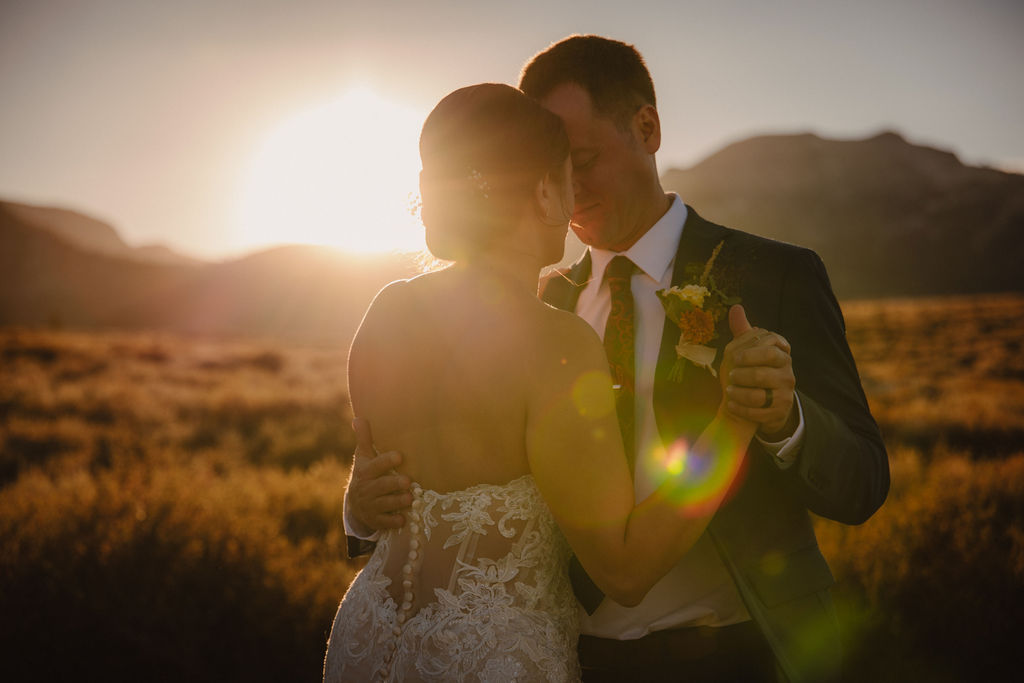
left=519, top=35, right=657, bottom=129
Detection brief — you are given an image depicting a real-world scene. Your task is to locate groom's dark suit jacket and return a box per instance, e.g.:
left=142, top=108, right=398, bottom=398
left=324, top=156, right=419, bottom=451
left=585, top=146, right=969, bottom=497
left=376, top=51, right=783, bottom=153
left=541, top=207, right=889, bottom=683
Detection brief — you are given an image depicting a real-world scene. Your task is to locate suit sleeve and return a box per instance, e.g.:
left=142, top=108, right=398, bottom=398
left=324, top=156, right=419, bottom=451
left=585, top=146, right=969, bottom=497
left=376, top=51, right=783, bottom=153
left=347, top=535, right=377, bottom=559
left=778, top=248, right=889, bottom=525
left=344, top=492, right=379, bottom=559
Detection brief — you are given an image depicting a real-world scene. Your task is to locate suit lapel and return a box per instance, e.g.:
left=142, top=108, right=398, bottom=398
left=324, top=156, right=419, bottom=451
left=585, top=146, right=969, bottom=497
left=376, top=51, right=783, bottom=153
left=540, top=251, right=592, bottom=312
left=653, top=207, right=730, bottom=447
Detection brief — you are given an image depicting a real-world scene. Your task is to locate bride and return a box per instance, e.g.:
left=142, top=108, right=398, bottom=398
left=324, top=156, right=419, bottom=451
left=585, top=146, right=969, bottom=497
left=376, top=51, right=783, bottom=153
left=323, top=83, right=757, bottom=682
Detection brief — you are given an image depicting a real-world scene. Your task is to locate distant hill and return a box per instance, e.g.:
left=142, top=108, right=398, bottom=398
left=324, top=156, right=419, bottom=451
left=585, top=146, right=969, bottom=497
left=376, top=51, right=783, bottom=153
left=662, top=131, right=1024, bottom=299
left=119, top=244, right=420, bottom=343
left=3, top=130, right=1022, bottom=340
left=0, top=201, right=201, bottom=267
left=0, top=203, right=418, bottom=344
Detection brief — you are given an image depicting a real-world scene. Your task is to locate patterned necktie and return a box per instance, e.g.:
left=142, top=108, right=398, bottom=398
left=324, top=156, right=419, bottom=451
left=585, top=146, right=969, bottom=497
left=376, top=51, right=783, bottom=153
left=603, top=255, right=637, bottom=473
left=569, top=254, right=639, bottom=615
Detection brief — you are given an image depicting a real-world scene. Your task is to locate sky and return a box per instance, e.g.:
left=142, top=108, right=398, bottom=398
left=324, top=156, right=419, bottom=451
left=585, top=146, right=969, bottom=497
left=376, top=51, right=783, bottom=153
left=1, top=0, right=1022, bottom=259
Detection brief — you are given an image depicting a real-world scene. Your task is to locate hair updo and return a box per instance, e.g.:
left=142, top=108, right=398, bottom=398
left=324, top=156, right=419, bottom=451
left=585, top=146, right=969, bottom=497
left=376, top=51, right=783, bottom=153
left=418, top=83, right=570, bottom=261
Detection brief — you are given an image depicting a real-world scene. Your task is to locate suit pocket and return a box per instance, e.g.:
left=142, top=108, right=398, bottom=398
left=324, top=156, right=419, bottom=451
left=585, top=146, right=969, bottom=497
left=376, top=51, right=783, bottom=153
left=744, top=544, right=835, bottom=608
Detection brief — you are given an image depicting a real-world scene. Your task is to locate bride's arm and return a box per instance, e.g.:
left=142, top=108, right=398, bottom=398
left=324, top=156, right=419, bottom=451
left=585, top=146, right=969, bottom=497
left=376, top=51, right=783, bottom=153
left=526, top=311, right=756, bottom=607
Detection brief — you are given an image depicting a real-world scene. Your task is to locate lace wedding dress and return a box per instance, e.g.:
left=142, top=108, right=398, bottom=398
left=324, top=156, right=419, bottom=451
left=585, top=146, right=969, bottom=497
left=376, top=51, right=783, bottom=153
left=323, top=474, right=580, bottom=682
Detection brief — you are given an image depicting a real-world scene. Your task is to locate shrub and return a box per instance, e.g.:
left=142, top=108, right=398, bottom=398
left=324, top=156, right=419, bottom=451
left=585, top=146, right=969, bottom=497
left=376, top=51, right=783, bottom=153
left=0, top=462, right=359, bottom=683
left=817, top=449, right=1024, bottom=680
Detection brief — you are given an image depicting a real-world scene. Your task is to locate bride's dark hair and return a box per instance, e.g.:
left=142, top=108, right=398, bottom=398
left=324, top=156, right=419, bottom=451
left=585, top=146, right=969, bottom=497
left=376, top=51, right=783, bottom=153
left=419, top=83, right=570, bottom=261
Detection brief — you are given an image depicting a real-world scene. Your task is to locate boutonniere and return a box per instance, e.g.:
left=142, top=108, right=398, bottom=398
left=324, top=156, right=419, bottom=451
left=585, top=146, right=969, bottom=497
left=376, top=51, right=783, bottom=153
left=655, top=240, right=741, bottom=381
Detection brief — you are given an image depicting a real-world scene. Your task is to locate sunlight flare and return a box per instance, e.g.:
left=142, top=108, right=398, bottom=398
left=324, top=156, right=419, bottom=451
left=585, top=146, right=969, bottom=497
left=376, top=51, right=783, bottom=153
left=641, top=435, right=747, bottom=517
left=234, top=86, right=427, bottom=254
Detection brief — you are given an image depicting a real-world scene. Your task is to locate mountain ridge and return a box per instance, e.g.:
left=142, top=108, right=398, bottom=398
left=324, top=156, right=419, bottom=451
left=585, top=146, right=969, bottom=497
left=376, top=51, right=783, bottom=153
left=0, top=200, right=202, bottom=267
left=661, top=130, right=1024, bottom=298
left=3, top=130, right=1021, bottom=341
left=0, top=203, right=418, bottom=344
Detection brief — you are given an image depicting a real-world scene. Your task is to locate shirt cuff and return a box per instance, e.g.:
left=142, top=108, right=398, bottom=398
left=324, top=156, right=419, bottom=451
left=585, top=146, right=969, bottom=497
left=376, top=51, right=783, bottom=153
left=755, top=393, right=805, bottom=470
left=343, top=490, right=381, bottom=542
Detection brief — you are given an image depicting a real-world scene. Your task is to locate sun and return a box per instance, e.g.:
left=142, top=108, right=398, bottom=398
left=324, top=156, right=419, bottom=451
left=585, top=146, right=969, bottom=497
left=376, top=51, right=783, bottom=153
left=233, top=86, right=427, bottom=254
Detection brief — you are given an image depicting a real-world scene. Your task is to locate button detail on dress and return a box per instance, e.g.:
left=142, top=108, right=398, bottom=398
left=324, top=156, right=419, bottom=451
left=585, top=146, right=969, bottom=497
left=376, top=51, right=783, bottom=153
left=380, top=482, right=425, bottom=681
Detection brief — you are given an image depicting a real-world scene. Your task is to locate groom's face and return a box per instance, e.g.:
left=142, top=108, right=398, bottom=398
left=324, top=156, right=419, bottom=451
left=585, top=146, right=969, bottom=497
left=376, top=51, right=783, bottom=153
left=540, top=83, right=654, bottom=251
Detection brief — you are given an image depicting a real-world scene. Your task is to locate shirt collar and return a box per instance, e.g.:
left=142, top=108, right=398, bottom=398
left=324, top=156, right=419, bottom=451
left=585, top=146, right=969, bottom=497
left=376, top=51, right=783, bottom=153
left=588, top=194, right=687, bottom=285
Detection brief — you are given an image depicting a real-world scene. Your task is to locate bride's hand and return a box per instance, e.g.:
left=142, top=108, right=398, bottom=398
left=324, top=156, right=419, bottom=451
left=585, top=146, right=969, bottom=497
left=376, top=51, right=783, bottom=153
left=347, top=418, right=411, bottom=530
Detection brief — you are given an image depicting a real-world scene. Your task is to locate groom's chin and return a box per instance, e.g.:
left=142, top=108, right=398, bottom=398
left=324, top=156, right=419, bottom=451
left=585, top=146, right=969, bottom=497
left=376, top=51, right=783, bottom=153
left=570, top=222, right=596, bottom=247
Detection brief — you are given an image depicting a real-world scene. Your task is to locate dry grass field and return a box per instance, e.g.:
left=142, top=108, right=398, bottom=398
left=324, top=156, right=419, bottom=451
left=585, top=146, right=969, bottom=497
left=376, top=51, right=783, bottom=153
left=0, top=330, right=359, bottom=681
left=1, top=294, right=1022, bottom=681
left=844, top=294, right=1024, bottom=453
left=814, top=294, right=1024, bottom=681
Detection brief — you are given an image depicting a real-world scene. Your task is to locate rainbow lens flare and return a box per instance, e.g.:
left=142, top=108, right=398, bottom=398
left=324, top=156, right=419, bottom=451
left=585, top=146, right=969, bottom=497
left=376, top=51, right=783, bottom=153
left=640, top=432, right=749, bottom=517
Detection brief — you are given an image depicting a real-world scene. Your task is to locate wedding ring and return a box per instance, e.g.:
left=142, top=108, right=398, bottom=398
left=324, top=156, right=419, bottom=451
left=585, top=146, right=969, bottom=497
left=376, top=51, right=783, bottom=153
left=761, top=388, right=773, bottom=409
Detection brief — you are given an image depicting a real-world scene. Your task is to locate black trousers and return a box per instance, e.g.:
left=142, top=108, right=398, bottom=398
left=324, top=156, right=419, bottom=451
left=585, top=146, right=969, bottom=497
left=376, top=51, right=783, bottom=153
left=578, top=620, right=780, bottom=682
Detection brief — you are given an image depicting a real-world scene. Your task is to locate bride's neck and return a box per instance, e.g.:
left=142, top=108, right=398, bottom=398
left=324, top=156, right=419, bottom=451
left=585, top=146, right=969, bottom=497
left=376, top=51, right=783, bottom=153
left=455, top=249, right=542, bottom=296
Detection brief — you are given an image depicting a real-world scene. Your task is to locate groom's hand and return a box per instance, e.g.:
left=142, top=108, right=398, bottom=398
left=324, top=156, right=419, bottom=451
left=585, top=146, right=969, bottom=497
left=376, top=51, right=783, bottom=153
left=347, top=418, right=411, bottom=531
left=723, top=305, right=798, bottom=440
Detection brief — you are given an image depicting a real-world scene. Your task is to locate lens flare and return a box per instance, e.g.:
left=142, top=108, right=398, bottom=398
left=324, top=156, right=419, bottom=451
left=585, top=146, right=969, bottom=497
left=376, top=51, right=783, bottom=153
left=641, top=431, right=748, bottom=517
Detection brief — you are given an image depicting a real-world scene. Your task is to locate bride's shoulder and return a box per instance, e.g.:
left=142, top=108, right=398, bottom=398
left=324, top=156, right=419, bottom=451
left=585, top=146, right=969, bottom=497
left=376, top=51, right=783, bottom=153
left=529, top=305, right=607, bottom=369
left=369, top=267, right=458, bottom=303
left=353, top=278, right=422, bottom=343
left=363, top=273, right=435, bottom=316
left=366, top=277, right=412, bottom=306
left=535, top=304, right=594, bottom=335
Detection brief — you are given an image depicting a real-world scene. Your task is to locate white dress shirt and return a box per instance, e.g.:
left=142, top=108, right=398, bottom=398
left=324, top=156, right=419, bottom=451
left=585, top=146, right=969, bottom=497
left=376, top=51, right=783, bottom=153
left=575, top=194, right=804, bottom=639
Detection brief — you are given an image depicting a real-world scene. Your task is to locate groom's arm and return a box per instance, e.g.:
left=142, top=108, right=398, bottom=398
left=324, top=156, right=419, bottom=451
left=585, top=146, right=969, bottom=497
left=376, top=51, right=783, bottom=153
left=725, top=246, right=888, bottom=524
left=776, top=248, right=889, bottom=525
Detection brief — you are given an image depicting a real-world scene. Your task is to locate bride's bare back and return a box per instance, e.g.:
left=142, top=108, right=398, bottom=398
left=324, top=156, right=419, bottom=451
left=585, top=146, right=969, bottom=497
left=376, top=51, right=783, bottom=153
left=348, top=266, right=553, bottom=493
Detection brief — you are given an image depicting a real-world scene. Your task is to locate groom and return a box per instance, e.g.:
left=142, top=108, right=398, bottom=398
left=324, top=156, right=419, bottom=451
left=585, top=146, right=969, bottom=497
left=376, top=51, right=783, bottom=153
left=346, top=35, right=888, bottom=682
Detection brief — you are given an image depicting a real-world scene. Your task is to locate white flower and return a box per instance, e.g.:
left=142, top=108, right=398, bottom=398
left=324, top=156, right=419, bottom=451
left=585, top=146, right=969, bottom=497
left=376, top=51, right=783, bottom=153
left=676, top=284, right=710, bottom=307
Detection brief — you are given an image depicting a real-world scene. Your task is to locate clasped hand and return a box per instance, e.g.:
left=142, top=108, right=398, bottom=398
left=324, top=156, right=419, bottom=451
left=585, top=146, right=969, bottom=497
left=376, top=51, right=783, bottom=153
left=720, top=305, right=797, bottom=440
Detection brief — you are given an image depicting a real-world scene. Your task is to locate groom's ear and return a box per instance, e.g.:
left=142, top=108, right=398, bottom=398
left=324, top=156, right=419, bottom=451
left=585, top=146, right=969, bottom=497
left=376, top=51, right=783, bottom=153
left=633, top=104, right=661, bottom=154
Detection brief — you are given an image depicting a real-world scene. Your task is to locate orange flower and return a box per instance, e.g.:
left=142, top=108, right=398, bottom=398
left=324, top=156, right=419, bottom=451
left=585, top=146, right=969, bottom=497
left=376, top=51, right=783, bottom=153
left=678, top=308, right=716, bottom=345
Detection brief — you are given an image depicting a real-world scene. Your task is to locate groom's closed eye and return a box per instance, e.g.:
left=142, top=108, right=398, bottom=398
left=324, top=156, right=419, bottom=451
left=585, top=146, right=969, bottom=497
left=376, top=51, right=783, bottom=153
left=572, top=151, right=599, bottom=171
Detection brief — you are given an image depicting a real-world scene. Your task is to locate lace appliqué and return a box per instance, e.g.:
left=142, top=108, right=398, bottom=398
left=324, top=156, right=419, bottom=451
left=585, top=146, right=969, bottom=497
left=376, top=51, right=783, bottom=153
left=442, top=492, right=496, bottom=549
left=323, top=475, right=579, bottom=682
